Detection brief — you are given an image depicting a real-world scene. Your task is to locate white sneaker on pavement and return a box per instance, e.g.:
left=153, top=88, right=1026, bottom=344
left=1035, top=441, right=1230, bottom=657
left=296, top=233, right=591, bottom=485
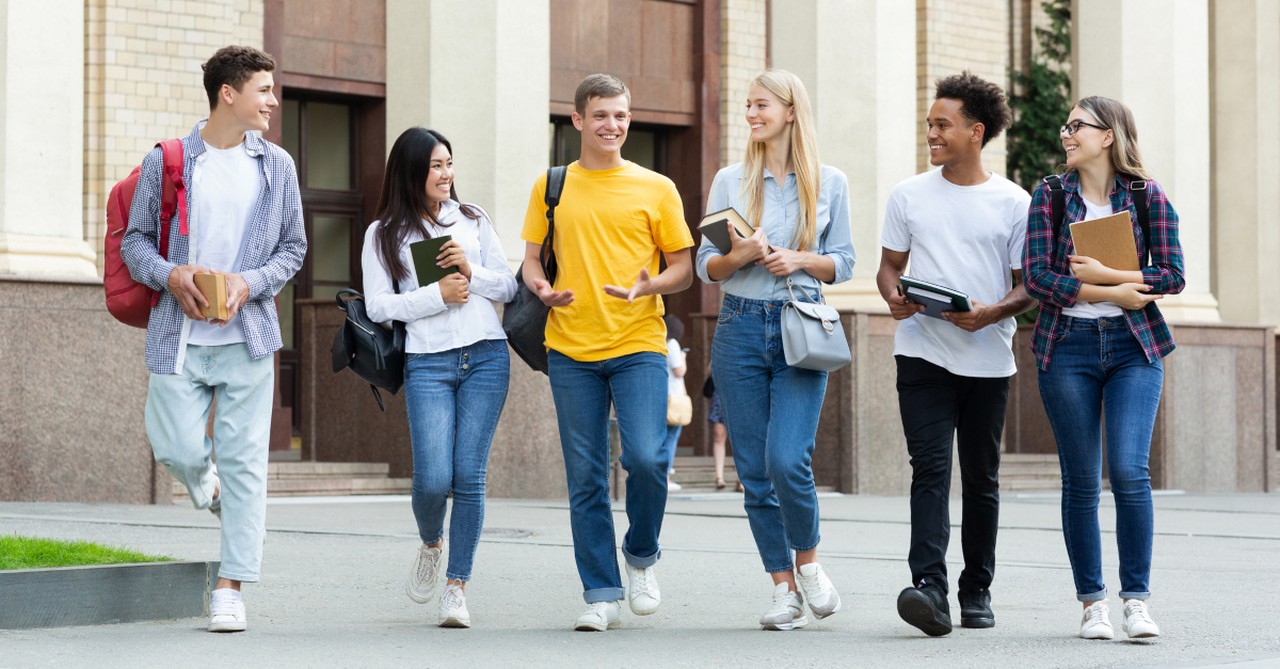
left=574, top=601, right=621, bottom=631
left=438, top=583, right=471, bottom=628
left=208, top=588, right=246, bottom=633
left=1122, top=599, right=1160, bottom=639
left=796, top=562, right=841, bottom=618
left=625, top=563, right=661, bottom=615
left=1080, top=600, right=1115, bottom=640
left=759, top=582, right=809, bottom=631
left=407, top=543, right=444, bottom=604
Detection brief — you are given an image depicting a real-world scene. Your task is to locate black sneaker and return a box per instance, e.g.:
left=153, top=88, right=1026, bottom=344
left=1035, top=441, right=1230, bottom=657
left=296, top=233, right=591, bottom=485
left=897, top=582, right=952, bottom=636
left=959, top=588, right=995, bottom=628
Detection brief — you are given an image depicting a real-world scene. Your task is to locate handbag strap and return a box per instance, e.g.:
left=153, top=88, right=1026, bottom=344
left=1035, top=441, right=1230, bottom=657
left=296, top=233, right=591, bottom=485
left=784, top=276, right=825, bottom=305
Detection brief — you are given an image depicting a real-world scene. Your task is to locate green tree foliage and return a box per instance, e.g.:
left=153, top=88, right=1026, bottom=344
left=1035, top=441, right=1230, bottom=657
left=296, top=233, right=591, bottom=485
left=1008, top=0, right=1072, bottom=191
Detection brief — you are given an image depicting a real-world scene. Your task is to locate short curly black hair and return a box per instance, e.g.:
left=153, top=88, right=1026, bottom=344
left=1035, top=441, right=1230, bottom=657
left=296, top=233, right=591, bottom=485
left=202, top=45, right=275, bottom=110
left=934, top=71, right=1011, bottom=147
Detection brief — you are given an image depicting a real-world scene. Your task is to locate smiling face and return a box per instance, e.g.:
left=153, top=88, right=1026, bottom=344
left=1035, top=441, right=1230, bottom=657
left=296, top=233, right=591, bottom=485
left=1062, top=106, right=1113, bottom=170
left=745, top=84, right=794, bottom=145
left=424, top=142, right=453, bottom=209
left=222, top=70, right=277, bottom=134
left=572, top=94, right=630, bottom=164
left=926, top=97, right=983, bottom=168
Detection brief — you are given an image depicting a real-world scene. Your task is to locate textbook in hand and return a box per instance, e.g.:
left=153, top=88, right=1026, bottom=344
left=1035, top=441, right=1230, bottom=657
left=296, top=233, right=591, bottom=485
left=698, top=208, right=755, bottom=254
left=410, top=236, right=460, bottom=287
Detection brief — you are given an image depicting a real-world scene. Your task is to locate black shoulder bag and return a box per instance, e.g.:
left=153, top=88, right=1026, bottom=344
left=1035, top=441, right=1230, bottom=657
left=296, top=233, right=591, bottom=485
left=1043, top=174, right=1150, bottom=268
left=503, top=166, right=567, bottom=375
left=331, top=285, right=407, bottom=411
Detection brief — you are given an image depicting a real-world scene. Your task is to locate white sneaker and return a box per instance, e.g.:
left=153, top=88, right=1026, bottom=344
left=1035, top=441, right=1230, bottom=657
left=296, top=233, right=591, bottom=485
left=407, top=543, right=444, bottom=604
left=667, top=479, right=683, bottom=492
left=574, top=601, right=621, bottom=631
left=759, top=582, right=809, bottom=631
left=1122, top=600, right=1160, bottom=639
left=1080, top=600, right=1114, bottom=640
left=796, top=562, right=841, bottom=619
left=438, top=583, right=471, bottom=628
left=625, top=563, right=661, bottom=615
left=208, top=588, right=246, bottom=633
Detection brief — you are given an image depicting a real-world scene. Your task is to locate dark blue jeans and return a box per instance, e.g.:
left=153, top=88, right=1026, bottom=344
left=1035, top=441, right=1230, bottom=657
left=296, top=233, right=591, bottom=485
left=1038, top=316, right=1162, bottom=601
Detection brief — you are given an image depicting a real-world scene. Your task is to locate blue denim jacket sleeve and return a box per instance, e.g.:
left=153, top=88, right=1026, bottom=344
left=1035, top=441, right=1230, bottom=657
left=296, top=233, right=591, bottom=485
left=817, top=166, right=856, bottom=284
left=695, top=167, right=734, bottom=285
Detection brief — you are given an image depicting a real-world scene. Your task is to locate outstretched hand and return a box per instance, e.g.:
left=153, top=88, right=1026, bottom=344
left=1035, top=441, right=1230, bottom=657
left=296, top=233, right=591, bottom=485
left=533, top=278, right=574, bottom=307
left=603, top=268, right=653, bottom=303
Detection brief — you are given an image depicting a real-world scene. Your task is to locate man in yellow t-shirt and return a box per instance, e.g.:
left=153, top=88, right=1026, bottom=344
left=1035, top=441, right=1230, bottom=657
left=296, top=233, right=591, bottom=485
left=520, top=73, right=694, bottom=632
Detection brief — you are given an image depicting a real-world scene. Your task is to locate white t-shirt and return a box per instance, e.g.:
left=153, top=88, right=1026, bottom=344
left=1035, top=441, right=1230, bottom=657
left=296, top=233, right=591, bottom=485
left=881, top=168, right=1031, bottom=378
left=1062, top=198, right=1124, bottom=319
left=666, top=338, right=686, bottom=396
left=187, top=142, right=260, bottom=346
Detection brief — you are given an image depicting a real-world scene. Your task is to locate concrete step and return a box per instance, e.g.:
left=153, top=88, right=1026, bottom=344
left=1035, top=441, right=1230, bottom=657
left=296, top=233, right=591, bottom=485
left=171, top=461, right=408, bottom=502
left=267, top=462, right=390, bottom=479
left=998, top=452, right=1060, bottom=492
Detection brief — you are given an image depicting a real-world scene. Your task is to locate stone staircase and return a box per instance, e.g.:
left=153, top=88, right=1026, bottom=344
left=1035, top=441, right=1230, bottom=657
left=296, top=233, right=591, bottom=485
left=172, top=461, right=412, bottom=501
left=669, top=455, right=739, bottom=491
left=999, top=453, right=1061, bottom=492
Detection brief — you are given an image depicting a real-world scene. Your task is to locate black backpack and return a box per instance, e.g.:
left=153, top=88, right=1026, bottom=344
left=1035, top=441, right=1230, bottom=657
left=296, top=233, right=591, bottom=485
left=331, top=287, right=406, bottom=411
left=1043, top=174, right=1150, bottom=268
left=503, top=166, right=567, bottom=375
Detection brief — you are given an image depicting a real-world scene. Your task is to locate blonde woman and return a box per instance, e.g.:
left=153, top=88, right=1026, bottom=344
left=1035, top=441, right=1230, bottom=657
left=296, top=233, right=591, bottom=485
left=696, top=69, right=855, bottom=630
left=1023, top=96, right=1184, bottom=640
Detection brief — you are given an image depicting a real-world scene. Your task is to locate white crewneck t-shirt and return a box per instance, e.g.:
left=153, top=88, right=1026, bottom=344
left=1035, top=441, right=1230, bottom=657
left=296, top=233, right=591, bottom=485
left=1062, top=198, right=1124, bottom=319
left=187, top=141, right=260, bottom=346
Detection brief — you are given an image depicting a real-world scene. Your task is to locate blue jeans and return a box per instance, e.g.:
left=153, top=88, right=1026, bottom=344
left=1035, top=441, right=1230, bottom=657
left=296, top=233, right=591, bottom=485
left=146, top=344, right=273, bottom=583
left=404, top=339, right=510, bottom=582
left=1038, top=316, right=1162, bottom=601
left=711, top=294, right=827, bottom=573
left=548, top=349, right=669, bottom=603
left=661, top=425, right=681, bottom=471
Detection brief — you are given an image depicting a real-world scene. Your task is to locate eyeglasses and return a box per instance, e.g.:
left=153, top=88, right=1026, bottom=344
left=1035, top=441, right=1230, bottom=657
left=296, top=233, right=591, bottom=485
left=1060, top=119, right=1110, bottom=136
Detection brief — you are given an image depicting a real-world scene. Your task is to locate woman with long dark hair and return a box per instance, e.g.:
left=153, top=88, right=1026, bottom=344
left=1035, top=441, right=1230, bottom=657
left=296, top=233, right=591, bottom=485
left=1023, top=97, right=1185, bottom=640
left=362, top=127, right=517, bottom=628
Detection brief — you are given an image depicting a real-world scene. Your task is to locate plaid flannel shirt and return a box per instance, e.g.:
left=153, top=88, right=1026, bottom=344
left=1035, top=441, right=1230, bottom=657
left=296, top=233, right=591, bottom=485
left=1021, top=170, right=1185, bottom=370
left=121, top=122, right=307, bottom=374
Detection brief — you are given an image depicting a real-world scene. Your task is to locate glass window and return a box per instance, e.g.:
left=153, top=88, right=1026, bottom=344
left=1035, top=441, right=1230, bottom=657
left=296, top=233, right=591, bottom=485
left=304, top=102, right=352, bottom=190
left=312, top=214, right=352, bottom=284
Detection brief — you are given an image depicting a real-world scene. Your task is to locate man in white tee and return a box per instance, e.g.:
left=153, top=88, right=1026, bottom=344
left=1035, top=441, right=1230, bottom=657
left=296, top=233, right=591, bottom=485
left=876, top=72, right=1035, bottom=637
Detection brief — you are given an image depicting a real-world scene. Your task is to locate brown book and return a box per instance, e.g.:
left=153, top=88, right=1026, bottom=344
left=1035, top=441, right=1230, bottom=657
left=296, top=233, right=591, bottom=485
left=1069, top=212, right=1140, bottom=271
left=193, top=273, right=229, bottom=320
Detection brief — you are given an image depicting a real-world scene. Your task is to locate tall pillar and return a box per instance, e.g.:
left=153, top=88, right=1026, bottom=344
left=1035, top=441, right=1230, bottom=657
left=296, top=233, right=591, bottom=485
left=1074, top=0, right=1220, bottom=322
left=386, top=0, right=550, bottom=261
left=0, top=0, right=96, bottom=277
left=1210, top=0, right=1280, bottom=326
left=771, top=0, right=918, bottom=310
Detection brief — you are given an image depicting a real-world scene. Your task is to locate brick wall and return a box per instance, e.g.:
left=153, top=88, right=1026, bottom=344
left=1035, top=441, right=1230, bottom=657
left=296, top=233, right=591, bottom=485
left=719, top=0, right=767, bottom=168
left=84, top=0, right=264, bottom=274
left=915, top=0, right=1010, bottom=176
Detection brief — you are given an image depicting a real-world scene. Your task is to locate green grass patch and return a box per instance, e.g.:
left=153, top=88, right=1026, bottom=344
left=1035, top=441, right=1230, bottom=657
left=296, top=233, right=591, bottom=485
left=0, top=535, right=175, bottom=570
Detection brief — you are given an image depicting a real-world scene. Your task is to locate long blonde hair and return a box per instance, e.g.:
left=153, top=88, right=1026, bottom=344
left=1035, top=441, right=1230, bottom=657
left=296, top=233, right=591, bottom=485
left=1075, top=96, right=1152, bottom=181
left=741, top=70, right=821, bottom=251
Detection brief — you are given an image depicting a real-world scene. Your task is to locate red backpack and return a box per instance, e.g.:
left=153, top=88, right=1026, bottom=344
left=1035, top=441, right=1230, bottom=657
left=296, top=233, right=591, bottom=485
left=103, top=139, right=188, bottom=328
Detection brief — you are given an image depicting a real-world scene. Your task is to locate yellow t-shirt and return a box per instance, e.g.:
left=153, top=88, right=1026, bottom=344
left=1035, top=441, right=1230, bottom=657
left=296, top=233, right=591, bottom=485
left=521, top=161, right=694, bottom=362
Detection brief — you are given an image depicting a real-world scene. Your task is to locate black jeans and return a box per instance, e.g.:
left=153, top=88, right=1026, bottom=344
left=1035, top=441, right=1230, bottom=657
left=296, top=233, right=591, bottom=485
left=896, top=355, right=1009, bottom=595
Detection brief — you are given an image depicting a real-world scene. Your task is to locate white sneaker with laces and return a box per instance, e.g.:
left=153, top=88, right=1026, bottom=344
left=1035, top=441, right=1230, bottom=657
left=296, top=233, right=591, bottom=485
left=407, top=543, right=444, bottom=604
left=438, top=583, right=471, bottom=628
left=574, top=601, right=621, bottom=631
left=760, top=582, right=809, bottom=631
left=208, top=588, right=246, bottom=633
left=796, top=562, right=841, bottom=618
left=625, top=563, right=661, bottom=615
left=1079, top=600, right=1114, bottom=640
left=1122, top=599, right=1160, bottom=639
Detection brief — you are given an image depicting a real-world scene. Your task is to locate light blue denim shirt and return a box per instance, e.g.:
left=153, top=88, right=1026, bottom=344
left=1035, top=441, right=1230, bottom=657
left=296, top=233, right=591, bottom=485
left=696, top=162, right=856, bottom=301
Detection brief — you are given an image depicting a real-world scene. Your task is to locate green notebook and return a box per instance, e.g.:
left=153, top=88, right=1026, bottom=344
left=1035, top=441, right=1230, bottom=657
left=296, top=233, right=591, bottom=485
left=409, top=236, right=460, bottom=287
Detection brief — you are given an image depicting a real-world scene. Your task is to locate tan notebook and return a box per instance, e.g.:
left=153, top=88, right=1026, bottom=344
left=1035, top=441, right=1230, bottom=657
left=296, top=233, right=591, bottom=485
left=193, top=273, right=229, bottom=320
left=1069, top=212, right=1139, bottom=271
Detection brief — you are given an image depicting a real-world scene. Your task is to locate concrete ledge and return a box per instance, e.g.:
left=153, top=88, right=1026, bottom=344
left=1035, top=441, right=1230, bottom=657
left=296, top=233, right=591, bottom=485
left=0, top=560, right=217, bottom=629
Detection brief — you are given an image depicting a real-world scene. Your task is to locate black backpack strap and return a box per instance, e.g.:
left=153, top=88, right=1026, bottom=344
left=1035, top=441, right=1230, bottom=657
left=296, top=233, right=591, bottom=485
left=1043, top=174, right=1065, bottom=233
left=1129, top=179, right=1150, bottom=268
left=541, top=165, right=567, bottom=282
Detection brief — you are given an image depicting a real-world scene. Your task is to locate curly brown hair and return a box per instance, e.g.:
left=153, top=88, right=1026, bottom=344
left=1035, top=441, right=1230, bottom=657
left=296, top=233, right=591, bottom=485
left=935, top=71, right=1011, bottom=147
left=201, top=45, right=276, bottom=110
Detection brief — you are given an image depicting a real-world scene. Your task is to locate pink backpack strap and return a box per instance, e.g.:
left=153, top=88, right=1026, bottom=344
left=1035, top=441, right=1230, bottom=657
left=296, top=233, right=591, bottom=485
left=157, top=139, right=187, bottom=237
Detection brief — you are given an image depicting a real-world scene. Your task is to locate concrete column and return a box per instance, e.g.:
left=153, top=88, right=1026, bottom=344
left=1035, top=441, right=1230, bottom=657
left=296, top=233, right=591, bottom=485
left=0, top=0, right=96, bottom=277
left=771, top=0, right=918, bottom=310
left=385, top=0, right=550, bottom=263
left=1210, top=0, right=1280, bottom=326
left=1073, top=0, right=1220, bottom=322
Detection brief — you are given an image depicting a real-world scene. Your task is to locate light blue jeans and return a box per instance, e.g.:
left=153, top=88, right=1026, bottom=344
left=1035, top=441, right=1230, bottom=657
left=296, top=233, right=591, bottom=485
left=711, top=293, right=827, bottom=573
left=1038, top=316, right=1162, bottom=601
left=404, top=339, right=510, bottom=582
left=548, top=349, right=669, bottom=603
left=146, top=343, right=273, bottom=583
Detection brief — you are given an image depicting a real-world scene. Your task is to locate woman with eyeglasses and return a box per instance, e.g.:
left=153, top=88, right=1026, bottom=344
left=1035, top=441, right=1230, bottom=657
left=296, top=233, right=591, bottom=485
left=1022, top=97, right=1185, bottom=641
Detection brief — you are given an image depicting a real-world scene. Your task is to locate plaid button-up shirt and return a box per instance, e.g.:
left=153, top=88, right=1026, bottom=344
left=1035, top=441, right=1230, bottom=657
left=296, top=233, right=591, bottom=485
left=1021, top=171, right=1185, bottom=370
left=122, top=122, right=307, bottom=374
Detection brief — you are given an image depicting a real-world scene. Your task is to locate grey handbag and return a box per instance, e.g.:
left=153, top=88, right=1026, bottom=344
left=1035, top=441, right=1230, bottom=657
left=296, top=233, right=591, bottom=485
left=780, top=277, right=851, bottom=372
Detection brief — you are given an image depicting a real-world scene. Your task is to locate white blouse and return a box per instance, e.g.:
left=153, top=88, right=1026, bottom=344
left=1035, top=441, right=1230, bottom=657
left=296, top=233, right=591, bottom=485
left=361, top=199, right=518, bottom=354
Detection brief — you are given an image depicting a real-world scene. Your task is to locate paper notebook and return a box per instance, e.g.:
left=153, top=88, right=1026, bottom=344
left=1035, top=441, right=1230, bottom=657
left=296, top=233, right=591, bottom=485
left=409, top=236, right=460, bottom=287
left=1069, top=212, right=1139, bottom=271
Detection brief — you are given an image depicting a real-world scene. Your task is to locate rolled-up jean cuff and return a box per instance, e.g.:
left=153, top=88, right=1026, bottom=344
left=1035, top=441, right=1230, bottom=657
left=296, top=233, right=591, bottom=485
left=623, top=546, right=660, bottom=569
left=1118, top=590, right=1150, bottom=601
left=217, top=570, right=259, bottom=584
left=792, top=538, right=820, bottom=553
left=765, top=563, right=796, bottom=574
left=1076, top=588, right=1107, bottom=603
left=584, top=587, right=624, bottom=604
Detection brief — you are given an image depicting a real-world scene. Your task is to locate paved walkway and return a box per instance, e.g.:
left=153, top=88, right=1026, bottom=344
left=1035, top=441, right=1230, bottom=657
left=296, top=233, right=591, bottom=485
left=2, top=491, right=1279, bottom=668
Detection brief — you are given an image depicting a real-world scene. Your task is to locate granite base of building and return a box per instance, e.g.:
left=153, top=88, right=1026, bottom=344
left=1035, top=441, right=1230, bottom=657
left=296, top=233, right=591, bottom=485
left=0, top=560, right=217, bottom=629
